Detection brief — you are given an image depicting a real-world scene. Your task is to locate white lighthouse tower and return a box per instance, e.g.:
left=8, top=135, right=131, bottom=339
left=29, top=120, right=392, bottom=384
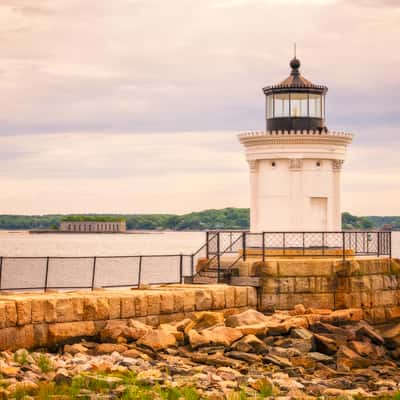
left=239, top=56, right=353, bottom=232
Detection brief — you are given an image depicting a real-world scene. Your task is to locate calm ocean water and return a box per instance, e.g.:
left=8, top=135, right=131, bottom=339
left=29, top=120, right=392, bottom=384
left=0, top=231, right=206, bottom=257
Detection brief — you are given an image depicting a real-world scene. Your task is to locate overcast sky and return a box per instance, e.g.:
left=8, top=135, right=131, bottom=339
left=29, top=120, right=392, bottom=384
left=0, top=0, right=399, bottom=215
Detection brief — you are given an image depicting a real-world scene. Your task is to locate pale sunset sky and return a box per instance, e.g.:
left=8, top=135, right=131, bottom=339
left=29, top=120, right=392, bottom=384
left=0, top=0, right=399, bottom=215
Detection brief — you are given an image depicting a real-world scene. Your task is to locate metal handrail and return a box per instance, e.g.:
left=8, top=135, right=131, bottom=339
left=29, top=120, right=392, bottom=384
left=198, top=232, right=245, bottom=282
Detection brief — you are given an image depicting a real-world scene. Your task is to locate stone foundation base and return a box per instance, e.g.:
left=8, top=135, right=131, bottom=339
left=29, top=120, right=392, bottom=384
left=243, top=257, right=400, bottom=324
left=0, top=285, right=257, bottom=350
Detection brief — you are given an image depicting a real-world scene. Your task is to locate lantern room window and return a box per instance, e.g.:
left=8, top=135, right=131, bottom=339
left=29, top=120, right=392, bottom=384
left=290, top=93, right=308, bottom=117
left=267, top=95, right=274, bottom=118
left=267, top=92, right=325, bottom=119
left=274, top=93, right=290, bottom=117
left=309, top=94, right=322, bottom=118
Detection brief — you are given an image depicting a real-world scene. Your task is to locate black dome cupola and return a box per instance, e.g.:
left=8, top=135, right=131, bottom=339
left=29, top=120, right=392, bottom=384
left=263, top=57, right=328, bottom=131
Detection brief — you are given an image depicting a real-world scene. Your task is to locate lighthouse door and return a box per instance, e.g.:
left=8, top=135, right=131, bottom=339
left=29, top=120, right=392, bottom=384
left=310, top=197, right=327, bottom=230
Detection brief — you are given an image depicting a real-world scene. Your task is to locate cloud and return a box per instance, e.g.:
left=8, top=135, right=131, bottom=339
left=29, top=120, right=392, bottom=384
left=0, top=131, right=248, bottom=213
left=0, top=1, right=398, bottom=215
left=0, top=130, right=398, bottom=215
left=0, top=0, right=398, bottom=135
left=344, top=0, right=400, bottom=8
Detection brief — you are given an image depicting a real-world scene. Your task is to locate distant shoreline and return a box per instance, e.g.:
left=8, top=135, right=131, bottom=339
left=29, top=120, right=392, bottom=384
left=0, top=209, right=398, bottom=231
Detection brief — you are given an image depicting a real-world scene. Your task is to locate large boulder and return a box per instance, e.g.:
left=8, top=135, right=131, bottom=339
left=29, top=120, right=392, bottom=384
left=314, top=334, right=338, bottom=355
left=265, top=316, right=309, bottom=336
left=336, top=345, right=370, bottom=371
left=377, top=323, right=400, bottom=349
left=356, top=322, right=384, bottom=345
left=235, top=323, right=268, bottom=336
left=185, top=311, right=224, bottom=333
left=159, top=323, right=184, bottom=342
left=137, top=329, right=177, bottom=351
left=63, top=343, right=88, bottom=355
left=188, top=326, right=243, bottom=349
left=95, top=343, right=128, bottom=355
left=290, top=339, right=314, bottom=354
left=231, top=334, right=269, bottom=354
left=48, top=321, right=97, bottom=345
left=349, top=340, right=375, bottom=357
left=225, top=309, right=268, bottom=327
left=100, top=319, right=151, bottom=343
left=291, top=328, right=313, bottom=341
left=187, top=330, right=210, bottom=349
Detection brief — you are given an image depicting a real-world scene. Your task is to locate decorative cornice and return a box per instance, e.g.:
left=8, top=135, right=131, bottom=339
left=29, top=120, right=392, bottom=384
left=238, top=129, right=353, bottom=146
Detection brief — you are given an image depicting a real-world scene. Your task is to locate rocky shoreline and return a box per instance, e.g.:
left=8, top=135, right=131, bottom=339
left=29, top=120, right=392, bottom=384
left=2, top=306, right=400, bottom=399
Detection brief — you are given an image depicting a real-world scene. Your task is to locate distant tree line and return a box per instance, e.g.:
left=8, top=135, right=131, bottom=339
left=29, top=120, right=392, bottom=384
left=61, top=216, right=124, bottom=222
left=0, top=209, right=398, bottom=231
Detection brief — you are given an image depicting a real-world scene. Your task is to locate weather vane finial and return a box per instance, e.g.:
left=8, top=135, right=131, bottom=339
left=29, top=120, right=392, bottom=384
left=294, top=43, right=296, bottom=58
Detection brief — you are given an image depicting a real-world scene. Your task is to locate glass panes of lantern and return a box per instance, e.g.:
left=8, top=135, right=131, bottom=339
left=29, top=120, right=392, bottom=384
left=274, top=93, right=290, bottom=117
left=290, top=93, right=308, bottom=117
left=309, top=94, right=322, bottom=118
left=267, top=95, right=274, bottom=118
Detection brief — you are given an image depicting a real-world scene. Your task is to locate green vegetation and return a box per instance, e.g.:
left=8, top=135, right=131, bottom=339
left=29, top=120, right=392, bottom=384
left=342, top=212, right=374, bottom=230
left=8, top=371, right=200, bottom=399
left=37, top=354, right=53, bottom=373
left=61, top=215, right=125, bottom=222
left=8, top=371, right=400, bottom=400
left=0, top=209, right=398, bottom=231
left=13, top=349, right=29, bottom=365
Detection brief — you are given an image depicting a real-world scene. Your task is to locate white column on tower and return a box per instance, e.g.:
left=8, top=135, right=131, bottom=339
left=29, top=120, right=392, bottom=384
left=248, top=160, right=259, bottom=232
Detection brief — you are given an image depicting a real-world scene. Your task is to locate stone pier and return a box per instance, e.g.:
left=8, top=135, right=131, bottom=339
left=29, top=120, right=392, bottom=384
left=234, top=257, right=400, bottom=325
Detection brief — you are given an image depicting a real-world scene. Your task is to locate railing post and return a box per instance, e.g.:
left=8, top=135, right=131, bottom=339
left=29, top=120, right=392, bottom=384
left=179, top=254, right=183, bottom=284
left=389, top=231, right=392, bottom=259
left=377, top=232, right=381, bottom=258
left=191, top=254, right=194, bottom=276
left=356, top=232, right=364, bottom=255
left=342, top=231, right=346, bottom=261
left=217, top=233, right=221, bottom=283
left=91, top=256, right=97, bottom=290
left=242, top=232, right=246, bottom=262
left=283, top=233, right=286, bottom=256
left=44, top=257, right=50, bottom=292
left=206, top=231, right=210, bottom=259
left=262, top=232, right=265, bottom=262
left=138, top=256, right=142, bottom=287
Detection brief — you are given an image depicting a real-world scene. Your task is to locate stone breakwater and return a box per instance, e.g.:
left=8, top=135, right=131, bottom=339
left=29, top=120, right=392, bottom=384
left=236, top=257, right=400, bottom=324
left=0, top=285, right=257, bottom=351
left=1, top=307, right=400, bottom=398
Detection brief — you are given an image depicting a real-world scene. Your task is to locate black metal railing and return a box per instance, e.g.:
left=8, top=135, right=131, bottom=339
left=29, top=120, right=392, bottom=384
left=204, top=230, right=392, bottom=281
left=0, top=254, right=196, bottom=292
left=0, top=230, right=392, bottom=291
left=0, top=232, right=223, bottom=292
left=197, top=231, right=245, bottom=282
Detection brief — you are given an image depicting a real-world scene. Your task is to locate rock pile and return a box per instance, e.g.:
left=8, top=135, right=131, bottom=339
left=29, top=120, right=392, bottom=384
left=1, top=306, right=400, bottom=399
